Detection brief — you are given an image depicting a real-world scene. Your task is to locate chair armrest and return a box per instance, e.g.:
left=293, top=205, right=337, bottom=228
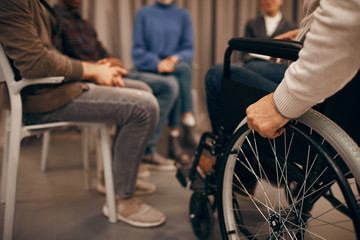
left=12, top=76, right=64, bottom=94
left=228, top=38, right=303, bottom=61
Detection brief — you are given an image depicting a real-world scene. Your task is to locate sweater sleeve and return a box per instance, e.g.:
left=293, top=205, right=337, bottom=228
left=174, top=11, right=193, bottom=63
left=0, top=0, right=83, bottom=82
left=274, top=0, right=360, bottom=118
left=132, top=10, right=161, bottom=72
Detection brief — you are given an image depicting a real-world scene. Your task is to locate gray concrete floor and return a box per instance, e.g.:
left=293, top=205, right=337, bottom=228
left=0, top=127, right=221, bottom=240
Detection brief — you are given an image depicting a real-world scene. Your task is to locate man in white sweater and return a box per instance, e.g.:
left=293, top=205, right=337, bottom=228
left=247, top=0, right=360, bottom=139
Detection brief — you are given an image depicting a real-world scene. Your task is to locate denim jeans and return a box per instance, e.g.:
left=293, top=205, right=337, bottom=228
left=24, top=82, right=159, bottom=197
left=137, top=61, right=194, bottom=129
left=163, top=61, right=193, bottom=128
left=205, top=61, right=288, bottom=133
left=126, top=72, right=178, bottom=154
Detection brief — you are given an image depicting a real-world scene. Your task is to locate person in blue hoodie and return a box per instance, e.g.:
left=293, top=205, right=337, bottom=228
left=132, top=0, right=197, bottom=165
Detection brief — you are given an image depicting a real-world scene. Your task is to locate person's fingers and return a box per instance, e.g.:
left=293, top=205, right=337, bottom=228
left=112, top=75, right=125, bottom=87
left=270, top=57, right=278, bottom=62
left=117, top=75, right=125, bottom=87
left=115, top=66, right=128, bottom=76
left=269, top=127, right=285, bottom=139
left=97, top=58, right=108, bottom=64
left=158, top=62, right=174, bottom=73
left=246, top=118, right=254, bottom=131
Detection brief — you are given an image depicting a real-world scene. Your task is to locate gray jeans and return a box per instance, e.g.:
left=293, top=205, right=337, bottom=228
left=24, top=80, right=159, bottom=197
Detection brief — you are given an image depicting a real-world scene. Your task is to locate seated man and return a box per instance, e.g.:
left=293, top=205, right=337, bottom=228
left=0, top=0, right=165, bottom=228
left=199, top=0, right=297, bottom=176
left=205, top=0, right=360, bottom=176
left=53, top=0, right=178, bottom=172
left=205, top=0, right=296, bottom=134
left=242, top=0, right=296, bottom=63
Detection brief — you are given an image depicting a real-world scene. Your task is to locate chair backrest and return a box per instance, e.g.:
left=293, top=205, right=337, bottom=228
left=0, top=45, right=14, bottom=111
left=0, top=45, right=15, bottom=85
left=0, top=45, right=64, bottom=113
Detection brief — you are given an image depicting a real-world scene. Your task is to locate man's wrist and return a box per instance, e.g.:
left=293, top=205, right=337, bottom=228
left=81, top=62, right=97, bottom=81
left=272, top=93, right=289, bottom=119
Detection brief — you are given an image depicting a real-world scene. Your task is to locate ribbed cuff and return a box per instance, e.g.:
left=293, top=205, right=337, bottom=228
left=273, top=81, right=313, bottom=119
left=69, top=60, right=83, bottom=82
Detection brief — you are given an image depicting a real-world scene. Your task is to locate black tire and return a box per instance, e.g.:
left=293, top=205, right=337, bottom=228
left=217, top=110, right=360, bottom=240
left=190, top=192, right=214, bottom=240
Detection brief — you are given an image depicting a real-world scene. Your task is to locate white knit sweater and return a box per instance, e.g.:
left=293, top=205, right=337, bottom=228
left=273, top=0, right=360, bottom=118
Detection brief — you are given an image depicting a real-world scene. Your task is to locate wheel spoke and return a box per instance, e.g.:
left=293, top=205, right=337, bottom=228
left=219, top=117, right=359, bottom=240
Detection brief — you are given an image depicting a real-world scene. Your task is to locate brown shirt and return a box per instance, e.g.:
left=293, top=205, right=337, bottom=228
left=0, top=0, right=88, bottom=113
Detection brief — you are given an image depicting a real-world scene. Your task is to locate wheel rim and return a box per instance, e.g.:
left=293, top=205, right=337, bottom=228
left=220, top=121, right=360, bottom=240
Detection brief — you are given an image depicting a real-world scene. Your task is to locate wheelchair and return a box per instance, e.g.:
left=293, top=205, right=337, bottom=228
left=176, top=38, right=360, bottom=240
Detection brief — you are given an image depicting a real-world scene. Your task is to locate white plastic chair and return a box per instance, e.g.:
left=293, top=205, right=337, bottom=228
left=0, top=45, right=117, bottom=240
left=40, top=125, right=98, bottom=191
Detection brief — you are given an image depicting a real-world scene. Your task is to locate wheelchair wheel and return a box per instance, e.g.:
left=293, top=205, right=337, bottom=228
left=189, top=192, right=214, bottom=240
left=217, top=109, right=360, bottom=240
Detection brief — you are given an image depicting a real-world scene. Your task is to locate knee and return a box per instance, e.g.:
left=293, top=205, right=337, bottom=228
left=164, top=76, right=179, bottom=99
left=137, top=91, right=160, bottom=128
left=136, top=81, right=153, bottom=93
left=139, top=82, right=152, bottom=93
left=173, top=62, right=192, bottom=78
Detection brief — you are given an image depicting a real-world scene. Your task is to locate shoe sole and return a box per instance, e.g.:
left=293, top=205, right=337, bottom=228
left=103, top=205, right=166, bottom=228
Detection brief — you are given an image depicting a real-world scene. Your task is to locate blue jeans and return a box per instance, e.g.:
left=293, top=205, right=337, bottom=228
left=138, top=61, right=193, bottom=129
left=205, top=60, right=288, bottom=133
left=163, top=61, right=193, bottom=128
left=24, top=82, right=159, bottom=197
left=127, top=72, right=179, bottom=154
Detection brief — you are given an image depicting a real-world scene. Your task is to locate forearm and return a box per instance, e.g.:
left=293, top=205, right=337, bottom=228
left=175, top=49, right=193, bottom=63
left=132, top=49, right=160, bottom=72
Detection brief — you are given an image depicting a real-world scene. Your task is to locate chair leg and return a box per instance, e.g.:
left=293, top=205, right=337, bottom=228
left=98, top=125, right=117, bottom=223
left=82, top=127, right=91, bottom=190
left=40, top=131, right=50, bottom=172
left=0, top=112, right=11, bottom=204
left=95, top=129, right=103, bottom=190
left=3, top=118, right=22, bottom=240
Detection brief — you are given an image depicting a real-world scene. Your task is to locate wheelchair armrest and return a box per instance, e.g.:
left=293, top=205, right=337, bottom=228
left=228, top=38, right=303, bottom=61
left=12, top=76, right=65, bottom=94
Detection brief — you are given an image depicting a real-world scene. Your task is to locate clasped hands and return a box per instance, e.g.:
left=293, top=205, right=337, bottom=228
left=84, top=58, right=127, bottom=87
left=157, top=55, right=179, bottom=73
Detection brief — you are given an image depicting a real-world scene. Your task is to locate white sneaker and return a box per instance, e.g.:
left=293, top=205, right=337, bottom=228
left=142, top=153, right=176, bottom=171
left=103, top=196, right=166, bottom=227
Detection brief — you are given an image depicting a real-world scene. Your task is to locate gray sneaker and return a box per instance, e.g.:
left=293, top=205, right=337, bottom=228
left=142, top=153, right=176, bottom=171
left=103, top=196, right=166, bottom=227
